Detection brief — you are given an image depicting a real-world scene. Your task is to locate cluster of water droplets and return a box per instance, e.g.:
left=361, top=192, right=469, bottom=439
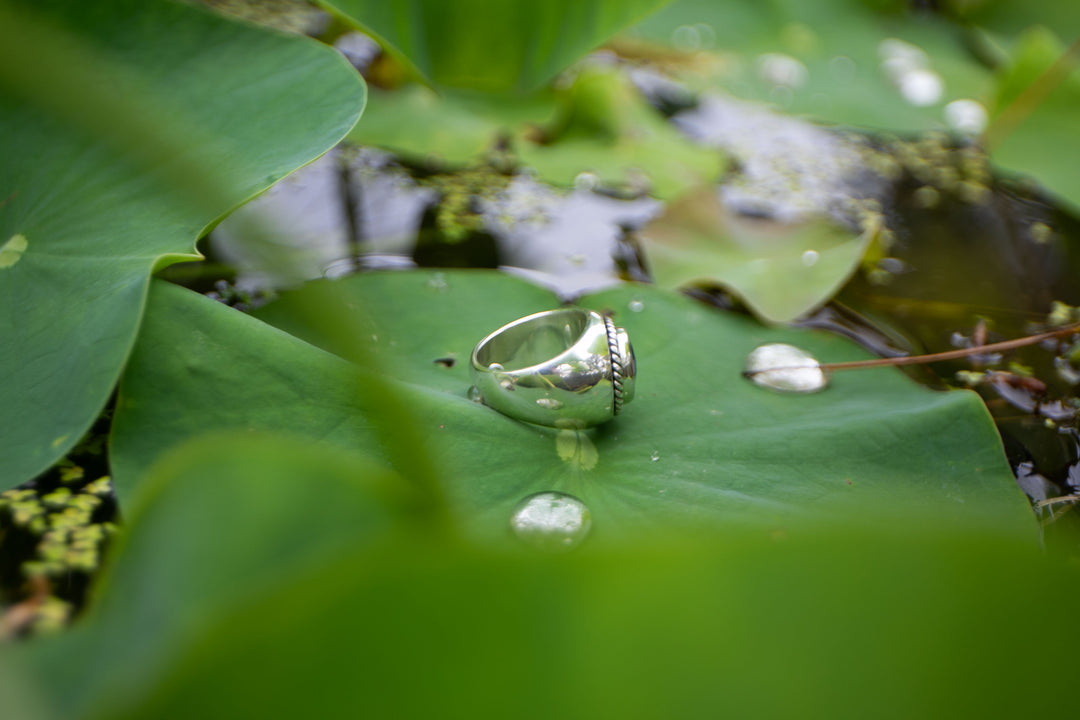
left=877, top=38, right=987, bottom=134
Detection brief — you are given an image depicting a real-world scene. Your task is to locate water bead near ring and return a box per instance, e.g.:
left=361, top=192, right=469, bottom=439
left=745, top=343, right=828, bottom=393
left=510, top=492, right=592, bottom=551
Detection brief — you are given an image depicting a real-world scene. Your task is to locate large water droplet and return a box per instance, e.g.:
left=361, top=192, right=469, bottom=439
left=756, top=53, right=808, bottom=88
left=467, top=385, right=483, bottom=403
left=510, top=492, right=591, bottom=551
left=574, top=172, right=598, bottom=191
left=745, top=343, right=828, bottom=393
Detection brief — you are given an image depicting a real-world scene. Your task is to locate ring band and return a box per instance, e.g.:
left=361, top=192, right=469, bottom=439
left=470, top=309, right=636, bottom=428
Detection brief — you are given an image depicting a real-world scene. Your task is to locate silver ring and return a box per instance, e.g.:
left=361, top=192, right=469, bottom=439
left=470, top=309, right=636, bottom=428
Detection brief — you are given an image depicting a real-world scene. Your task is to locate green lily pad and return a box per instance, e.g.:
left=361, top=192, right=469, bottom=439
left=10, top=434, right=1070, bottom=718
left=320, top=0, right=672, bottom=94
left=0, top=0, right=366, bottom=489
left=625, top=0, right=993, bottom=132
left=111, top=271, right=1030, bottom=538
left=986, top=27, right=1080, bottom=212
left=639, top=186, right=878, bottom=322
left=518, top=66, right=726, bottom=198
left=350, top=66, right=722, bottom=198
left=349, top=84, right=558, bottom=166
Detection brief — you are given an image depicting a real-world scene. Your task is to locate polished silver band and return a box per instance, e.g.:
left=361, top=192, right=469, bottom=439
left=470, top=309, right=636, bottom=428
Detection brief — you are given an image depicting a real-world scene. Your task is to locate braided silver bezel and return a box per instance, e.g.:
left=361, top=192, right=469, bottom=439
left=603, top=315, right=627, bottom=415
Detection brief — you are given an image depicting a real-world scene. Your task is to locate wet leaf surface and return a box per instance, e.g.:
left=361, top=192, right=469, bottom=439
left=110, top=271, right=1031, bottom=540
left=639, top=186, right=876, bottom=322
left=0, top=0, right=366, bottom=489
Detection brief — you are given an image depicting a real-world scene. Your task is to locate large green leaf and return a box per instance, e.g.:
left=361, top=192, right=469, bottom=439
left=350, top=66, right=723, bottom=198
left=23, top=432, right=413, bottom=719
left=518, top=66, right=725, bottom=198
left=625, top=0, right=993, bottom=132
left=9, top=434, right=1071, bottom=718
left=0, top=0, right=366, bottom=488
left=320, top=0, right=672, bottom=94
left=102, top=528, right=1080, bottom=719
left=639, top=186, right=877, bottom=322
left=986, top=27, right=1080, bottom=212
left=349, top=84, right=558, bottom=165
left=111, top=272, right=1030, bottom=537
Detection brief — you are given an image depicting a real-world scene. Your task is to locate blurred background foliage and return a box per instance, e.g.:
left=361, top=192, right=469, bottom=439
left=2, top=0, right=1080, bottom=716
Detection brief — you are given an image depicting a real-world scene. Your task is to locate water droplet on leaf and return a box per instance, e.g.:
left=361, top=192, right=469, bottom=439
left=510, top=492, right=591, bottom=551
left=671, top=24, right=703, bottom=51
left=574, top=172, right=598, bottom=191
left=944, top=99, right=987, bottom=135
left=756, top=53, right=808, bottom=88
left=467, top=386, right=483, bottom=402
left=898, top=70, right=943, bottom=106
left=745, top=343, right=827, bottom=393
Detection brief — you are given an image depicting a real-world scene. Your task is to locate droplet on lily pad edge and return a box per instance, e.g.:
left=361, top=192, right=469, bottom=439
left=510, top=491, right=591, bottom=551
left=745, top=343, right=828, bottom=393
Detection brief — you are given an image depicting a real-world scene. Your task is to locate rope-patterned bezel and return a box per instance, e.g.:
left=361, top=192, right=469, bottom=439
left=603, top=315, right=627, bottom=415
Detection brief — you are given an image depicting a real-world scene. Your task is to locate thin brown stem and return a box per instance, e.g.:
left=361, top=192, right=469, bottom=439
left=745, top=323, right=1080, bottom=377
left=818, top=323, right=1079, bottom=372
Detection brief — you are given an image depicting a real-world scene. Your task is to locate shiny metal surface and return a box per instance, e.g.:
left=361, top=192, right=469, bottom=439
left=470, top=309, right=636, bottom=427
